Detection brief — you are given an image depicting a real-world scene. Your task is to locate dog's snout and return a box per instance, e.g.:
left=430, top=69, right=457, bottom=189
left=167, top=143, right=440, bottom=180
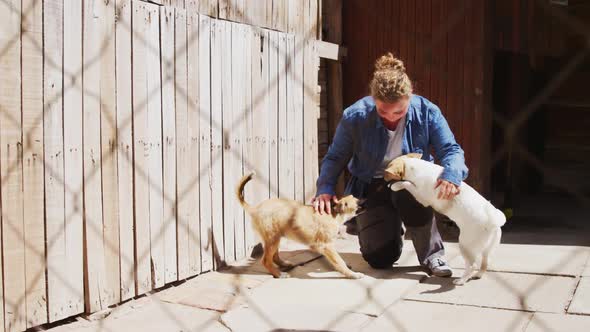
left=356, top=199, right=368, bottom=213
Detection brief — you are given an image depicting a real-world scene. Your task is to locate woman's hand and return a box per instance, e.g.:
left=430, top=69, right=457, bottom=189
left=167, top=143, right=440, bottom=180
left=312, top=194, right=339, bottom=215
left=435, top=179, right=460, bottom=200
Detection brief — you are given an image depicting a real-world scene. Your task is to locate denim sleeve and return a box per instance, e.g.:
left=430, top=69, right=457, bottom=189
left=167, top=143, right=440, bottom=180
left=428, top=106, right=469, bottom=186
left=316, top=118, right=354, bottom=196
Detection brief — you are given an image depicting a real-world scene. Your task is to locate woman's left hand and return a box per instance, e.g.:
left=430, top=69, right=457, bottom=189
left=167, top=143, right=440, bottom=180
left=435, top=179, right=460, bottom=200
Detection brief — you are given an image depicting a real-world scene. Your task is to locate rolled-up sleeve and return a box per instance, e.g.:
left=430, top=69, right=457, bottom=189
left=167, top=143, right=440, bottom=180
left=316, top=118, right=354, bottom=196
left=428, top=106, right=469, bottom=186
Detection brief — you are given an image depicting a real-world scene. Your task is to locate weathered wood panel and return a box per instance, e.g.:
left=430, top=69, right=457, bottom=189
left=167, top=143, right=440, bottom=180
left=161, top=6, right=178, bottom=285
left=0, top=2, right=324, bottom=328
left=211, top=19, right=225, bottom=267
left=115, top=0, right=136, bottom=301
left=22, top=0, right=46, bottom=326
left=199, top=14, right=214, bottom=273
left=1, top=0, right=25, bottom=329
left=61, top=0, right=85, bottom=317
left=132, top=0, right=152, bottom=295
left=83, top=0, right=108, bottom=312
left=175, top=8, right=191, bottom=279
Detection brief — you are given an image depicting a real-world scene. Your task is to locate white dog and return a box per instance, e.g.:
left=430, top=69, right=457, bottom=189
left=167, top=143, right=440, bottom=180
left=384, top=154, right=506, bottom=285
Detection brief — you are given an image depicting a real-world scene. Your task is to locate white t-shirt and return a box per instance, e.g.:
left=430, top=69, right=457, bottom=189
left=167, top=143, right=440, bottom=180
left=373, top=116, right=406, bottom=178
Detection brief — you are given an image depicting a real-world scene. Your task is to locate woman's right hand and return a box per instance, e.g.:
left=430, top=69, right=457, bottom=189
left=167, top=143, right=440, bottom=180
left=312, top=194, right=338, bottom=215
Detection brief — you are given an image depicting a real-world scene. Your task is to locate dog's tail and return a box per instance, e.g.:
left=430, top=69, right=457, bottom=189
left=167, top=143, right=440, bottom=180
left=236, top=172, right=255, bottom=213
left=487, top=204, right=506, bottom=227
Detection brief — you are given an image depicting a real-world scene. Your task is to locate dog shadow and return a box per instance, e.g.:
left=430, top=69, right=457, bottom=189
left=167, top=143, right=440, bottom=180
left=221, top=250, right=428, bottom=283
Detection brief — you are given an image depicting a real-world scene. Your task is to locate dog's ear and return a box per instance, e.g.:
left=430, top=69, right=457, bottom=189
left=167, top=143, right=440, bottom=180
left=406, top=153, right=422, bottom=159
left=384, top=157, right=405, bottom=181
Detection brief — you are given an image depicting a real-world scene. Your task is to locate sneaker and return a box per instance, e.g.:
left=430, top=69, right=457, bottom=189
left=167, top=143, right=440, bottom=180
left=427, top=258, right=453, bottom=277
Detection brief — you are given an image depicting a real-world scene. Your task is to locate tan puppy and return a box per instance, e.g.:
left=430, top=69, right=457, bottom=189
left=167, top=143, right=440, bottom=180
left=237, top=173, right=365, bottom=279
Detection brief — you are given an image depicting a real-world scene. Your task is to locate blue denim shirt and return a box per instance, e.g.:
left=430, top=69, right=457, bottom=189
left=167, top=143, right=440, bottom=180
left=316, top=95, right=468, bottom=198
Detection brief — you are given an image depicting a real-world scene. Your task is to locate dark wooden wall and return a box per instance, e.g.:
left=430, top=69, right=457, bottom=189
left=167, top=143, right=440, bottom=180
left=341, top=0, right=493, bottom=192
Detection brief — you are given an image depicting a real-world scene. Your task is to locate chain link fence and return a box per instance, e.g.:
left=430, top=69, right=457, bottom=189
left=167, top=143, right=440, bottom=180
left=0, top=0, right=589, bottom=331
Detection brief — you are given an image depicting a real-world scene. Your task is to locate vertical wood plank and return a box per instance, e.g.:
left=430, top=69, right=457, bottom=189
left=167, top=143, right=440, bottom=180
left=99, top=0, right=121, bottom=305
left=461, top=2, right=473, bottom=166
left=83, top=0, right=107, bottom=311
left=211, top=19, right=225, bottom=267
left=161, top=5, right=178, bottom=284
left=249, top=28, right=266, bottom=220
left=200, top=0, right=217, bottom=18
left=132, top=0, right=152, bottom=295
left=146, top=4, right=165, bottom=289
left=221, top=21, right=236, bottom=263
left=286, top=34, right=297, bottom=200
left=186, top=10, right=202, bottom=277
left=175, top=8, right=191, bottom=279
left=243, top=25, right=257, bottom=254
left=219, top=0, right=229, bottom=19
left=446, top=0, right=464, bottom=143
left=61, top=0, right=85, bottom=317
left=303, top=0, right=319, bottom=203
left=21, top=0, right=46, bottom=326
left=115, top=0, right=136, bottom=301
left=0, top=0, right=24, bottom=330
left=268, top=30, right=279, bottom=198
left=278, top=33, right=291, bottom=199
left=232, top=0, right=246, bottom=23
left=231, top=23, right=246, bottom=260
left=266, top=0, right=273, bottom=29
left=199, top=14, right=214, bottom=272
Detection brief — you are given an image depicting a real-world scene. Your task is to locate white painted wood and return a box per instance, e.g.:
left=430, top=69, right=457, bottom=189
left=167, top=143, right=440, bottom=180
left=83, top=0, right=108, bottom=311
left=161, top=6, right=178, bottom=284
left=175, top=8, right=191, bottom=280
left=244, top=25, right=257, bottom=255
left=21, top=0, right=46, bottom=326
left=187, top=10, right=202, bottom=276
left=231, top=23, right=246, bottom=260
left=268, top=30, right=279, bottom=198
left=277, top=32, right=291, bottom=199
left=100, top=0, right=121, bottom=306
left=199, top=14, right=214, bottom=273
left=115, top=0, right=136, bottom=301
left=211, top=19, right=225, bottom=268
left=0, top=0, right=25, bottom=330
left=132, top=0, right=152, bottom=294
left=61, top=0, right=85, bottom=317
left=146, top=3, right=165, bottom=289
left=221, top=20, right=236, bottom=264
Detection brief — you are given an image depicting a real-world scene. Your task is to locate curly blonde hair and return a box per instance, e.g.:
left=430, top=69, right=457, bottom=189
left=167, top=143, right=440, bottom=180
left=369, top=53, right=413, bottom=103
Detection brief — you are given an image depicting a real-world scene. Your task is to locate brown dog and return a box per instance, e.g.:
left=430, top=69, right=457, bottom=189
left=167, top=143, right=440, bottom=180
left=236, top=173, right=365, bottom=279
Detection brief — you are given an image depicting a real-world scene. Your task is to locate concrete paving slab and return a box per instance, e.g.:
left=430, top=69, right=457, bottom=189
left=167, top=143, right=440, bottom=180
left=404, top=270, right=578, bottom=313
left=156, top=271, right=270, bottom=312
left=243, top=256, right=424, bottom=317
left=46, top=299, right=229, bottom=332
left=568, top=277, right=590, bottom=314
left=362, top=300, right=533, bottom=332
left=525, top=313, right=590, bottom=332
left=448, top=244, right=590, bottom=276
left=221, top=305, right=371, bottom=332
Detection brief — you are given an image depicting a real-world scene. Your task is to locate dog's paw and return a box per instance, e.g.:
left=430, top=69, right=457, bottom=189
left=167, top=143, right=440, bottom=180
left=472, top=272, right=484, bottom=280
left=453, top=278, right=467, bottom=286
left=389, top=181, right=410, bottom=192
left=348, top=272, right=366, bottom=279
left=277, top=272, right=290, bottom=279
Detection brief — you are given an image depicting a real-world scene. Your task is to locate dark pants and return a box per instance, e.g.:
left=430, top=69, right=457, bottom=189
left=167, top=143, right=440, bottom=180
left=356, top=178, right=445, bottom=269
